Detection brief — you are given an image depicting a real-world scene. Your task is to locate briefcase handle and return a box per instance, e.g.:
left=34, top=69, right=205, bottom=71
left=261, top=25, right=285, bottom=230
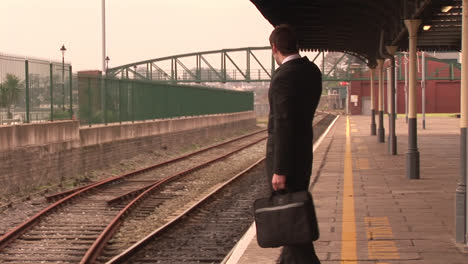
left=272, top=189, right=289, bottom=196
left=270, top=189, right=313, bottom=203
left=270, top=189, right=290, bottom=199
left=269, top=189, right=294, bottom=203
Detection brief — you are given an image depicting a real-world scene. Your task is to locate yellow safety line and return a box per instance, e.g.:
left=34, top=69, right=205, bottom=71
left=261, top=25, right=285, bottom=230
left=340, top=116, right=357, bottom=263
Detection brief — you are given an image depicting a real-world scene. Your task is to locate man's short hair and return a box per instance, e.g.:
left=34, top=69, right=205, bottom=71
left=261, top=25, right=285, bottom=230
left=269, top=24, right=299, bottom=55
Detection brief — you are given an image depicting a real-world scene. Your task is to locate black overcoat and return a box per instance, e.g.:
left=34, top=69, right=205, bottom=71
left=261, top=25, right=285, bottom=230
left=266, top=56, right=322, bottom=192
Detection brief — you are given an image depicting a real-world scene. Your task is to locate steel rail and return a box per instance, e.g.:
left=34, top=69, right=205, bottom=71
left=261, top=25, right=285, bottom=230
left=105, top=157, right=266, bottom=264
left=219, top=114, right=340, bottom=264
left=105, top=113, right=324, bottom=206
left=107, top=136, right=268, bottom=206
left=0, top=129, right=266, bottom=251
left=45, top=183, right=96, bottom=202
left=103, top=113, right=333, bottom=263
left=80, top=136, right=267, bottom=263
left=45, top=129, right=266, bottom=202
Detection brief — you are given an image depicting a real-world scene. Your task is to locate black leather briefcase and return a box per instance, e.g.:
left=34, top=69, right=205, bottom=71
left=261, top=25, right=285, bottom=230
left=254, top=191, right=319, bottom=248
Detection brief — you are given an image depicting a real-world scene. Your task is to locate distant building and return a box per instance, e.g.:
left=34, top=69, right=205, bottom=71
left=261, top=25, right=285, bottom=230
left=349, top=52, right=460, bottom=115
left=327, top=86, right=347, bottom=109
left=77, top=70, right=103, bottom=77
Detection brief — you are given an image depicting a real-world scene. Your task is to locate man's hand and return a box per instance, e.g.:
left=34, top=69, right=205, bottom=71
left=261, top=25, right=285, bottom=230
left=272, top=173, right=286, bottom=191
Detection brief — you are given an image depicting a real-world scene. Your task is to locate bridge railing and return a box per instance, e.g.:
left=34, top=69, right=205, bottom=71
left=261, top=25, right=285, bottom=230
left=142, top=68, right=273, bottom=83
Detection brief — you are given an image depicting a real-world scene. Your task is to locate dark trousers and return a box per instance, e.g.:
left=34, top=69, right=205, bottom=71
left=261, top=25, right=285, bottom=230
left=266, top=138, right=320, bottom=263
left=279, top=244, right=321, bottom=264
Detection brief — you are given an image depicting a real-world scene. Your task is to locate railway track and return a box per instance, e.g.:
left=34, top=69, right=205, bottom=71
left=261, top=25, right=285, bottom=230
left=0, top=128, right=269, bottom=263
left=105, top=158, right=269, bottom=264
left=100, top=113, right=337, bottom=264
left=0, top=112, right=333, bottom=263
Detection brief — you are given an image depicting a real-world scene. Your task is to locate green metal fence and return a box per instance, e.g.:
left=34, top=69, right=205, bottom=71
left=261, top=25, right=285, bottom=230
left=78, top=75, right=254, bottom=126
left=0, top=53, right=75, bottom=124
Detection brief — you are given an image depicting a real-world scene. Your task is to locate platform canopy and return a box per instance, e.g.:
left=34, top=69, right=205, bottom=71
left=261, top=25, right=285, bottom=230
left=250, top=0, right=462, bottom=66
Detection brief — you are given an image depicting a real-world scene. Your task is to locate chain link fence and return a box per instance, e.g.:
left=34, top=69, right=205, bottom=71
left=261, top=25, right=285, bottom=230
left=0, top=53, right=75, bottom=125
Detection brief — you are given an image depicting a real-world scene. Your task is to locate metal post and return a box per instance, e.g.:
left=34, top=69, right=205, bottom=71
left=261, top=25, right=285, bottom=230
left=174, top=59, right=178, bottom=81
left=346, top=84, right=349, bottom=115
left=377, top=59, right=385, bottom=143
left=25, top=60, right=30, bottom=123
left=146, top=63, right=150, bottom=79
left=102, top=0, right=106, bottom=73
left=456, top=0, right=468, bottom=244
left=88, top=78, right=92, bottom=127
left=171, top=60, right=174, bottom=81
left=131, top=81, right=135, bottom=123
left=246, top=49, right=251, bottom=82
left=223, top=52, right=227, bottom=81
left=62, top=54, right=65, bottom=111
left=405, top=53, right=409, bottom=123
left=370, top=68, right=376, bottom=135
left=196, top=55, right=200, bottom=81
left=150, top=63, right=153, bottom=80
left=199, top=55, right=202, bottom=81
left=50, top=63, right=54, bottom=121
left=386, top=46, right=398, bottom=155
left=422, top=51, right=426, bottom=129
left=404, top=19, right=421, bottom=180
left=398, top=53, right=403, bottom=80
left=100, top=76, right=105, bottom=124
left=395, top=55, right=398, bottom=119
left=451, top=63, right=455, bottom=81
left=103, top=78, right=107, bottom=125
left=69, top=65, right=73, bottom=119
left=118, top=79, right=122, bottom=124
left=387, top=67, right=391, bottom=115
left=322, top=52, right=325, bottom=76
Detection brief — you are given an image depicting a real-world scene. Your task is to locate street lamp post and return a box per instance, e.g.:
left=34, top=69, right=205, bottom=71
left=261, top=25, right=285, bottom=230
left=60, top=45, right=66, bottom=111
left=105, top=56, right=110, bottom=75
left=102, top=0, right=107, bottom=73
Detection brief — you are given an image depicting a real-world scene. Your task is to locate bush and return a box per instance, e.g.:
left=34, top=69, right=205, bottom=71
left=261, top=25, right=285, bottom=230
left=50, top=109, right=71, bottom=120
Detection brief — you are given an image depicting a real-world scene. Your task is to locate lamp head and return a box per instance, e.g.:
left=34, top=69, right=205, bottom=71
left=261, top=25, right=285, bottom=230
left=60, top=45, right=67, bottom=56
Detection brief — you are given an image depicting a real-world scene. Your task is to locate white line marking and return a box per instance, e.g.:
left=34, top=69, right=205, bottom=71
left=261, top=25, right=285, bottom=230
left=223, top=115, right=341, bottom=264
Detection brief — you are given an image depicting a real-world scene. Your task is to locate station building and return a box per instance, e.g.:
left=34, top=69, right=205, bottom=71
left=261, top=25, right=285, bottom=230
left=349, top=52, right=461, bottom=115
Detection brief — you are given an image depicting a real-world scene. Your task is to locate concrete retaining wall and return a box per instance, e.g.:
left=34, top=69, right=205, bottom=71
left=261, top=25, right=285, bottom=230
left=0, top=111, right=257, bottom=197
left=0, top=121, right=80, bottom=151
left=80, top=112, right=255, bottom=146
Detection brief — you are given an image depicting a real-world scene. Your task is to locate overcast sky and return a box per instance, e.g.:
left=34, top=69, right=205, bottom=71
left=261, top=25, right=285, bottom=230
left=1, top=0, right=274, bottom=71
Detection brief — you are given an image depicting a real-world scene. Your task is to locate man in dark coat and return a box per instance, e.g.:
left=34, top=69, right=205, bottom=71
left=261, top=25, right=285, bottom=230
left=266, top=24, right=322, bottom=264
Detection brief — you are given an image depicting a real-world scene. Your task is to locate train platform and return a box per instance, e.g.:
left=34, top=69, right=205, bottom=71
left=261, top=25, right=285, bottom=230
left=224, top=115, right=468, bottom=264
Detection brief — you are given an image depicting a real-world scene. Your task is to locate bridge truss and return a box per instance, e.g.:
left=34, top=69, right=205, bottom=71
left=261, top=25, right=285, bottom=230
left=107, top=46, right=461, bottom=83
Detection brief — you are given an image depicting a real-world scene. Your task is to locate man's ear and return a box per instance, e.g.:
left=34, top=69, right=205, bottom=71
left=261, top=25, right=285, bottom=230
left=271, top=43, right=278, bottom=54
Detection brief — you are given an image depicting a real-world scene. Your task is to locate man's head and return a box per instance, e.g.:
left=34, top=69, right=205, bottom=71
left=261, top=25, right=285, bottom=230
left=269, top=24, right=299, bottom=65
